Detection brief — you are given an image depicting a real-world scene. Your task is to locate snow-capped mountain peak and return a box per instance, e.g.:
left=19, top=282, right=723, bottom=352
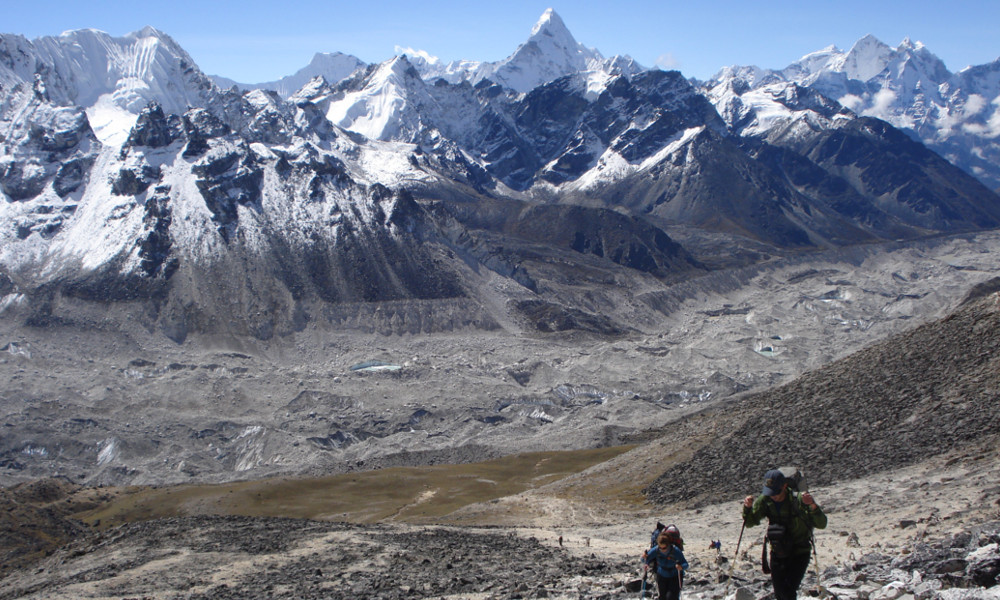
left=395, top=46, right=441, bottom=68
left=486, top=8, right=604, bottom=92
left=708, top=32, right=1000, bottom=191
left=782, top=44, right=842, bottom=80
left=835, top=34, right=894, bottom=81
left=211, top=51, right=365, bottom=99
left=401, top=8, right=636, bottom=94
left=125, top=25, right=174, bottom=45
left=529, top=8, right=572, bottom=41
left=324, top=55, right=428, bottom=141
left=0, top=27, right=221, bottom=147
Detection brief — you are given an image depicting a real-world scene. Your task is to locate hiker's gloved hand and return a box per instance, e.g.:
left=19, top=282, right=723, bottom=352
left=743, top=495, right=754, bottom=508
left=802, top=492, right=817, bottom=508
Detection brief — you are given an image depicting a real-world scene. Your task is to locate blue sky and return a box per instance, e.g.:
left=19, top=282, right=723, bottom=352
left=5, top=0, right=998, bottom=83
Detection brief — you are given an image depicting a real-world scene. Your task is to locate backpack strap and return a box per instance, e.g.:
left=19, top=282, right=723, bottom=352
left=655, top=544, right=677, bottom=571
left=788, top=492, right=817, bottom=540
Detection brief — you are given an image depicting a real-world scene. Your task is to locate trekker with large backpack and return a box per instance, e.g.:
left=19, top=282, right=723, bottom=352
left=642, top=524, right=688, bottom=600
left=742, top=468, right=827, bottom=600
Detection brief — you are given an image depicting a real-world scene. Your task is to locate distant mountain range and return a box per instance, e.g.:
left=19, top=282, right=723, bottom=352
left=212, top=12, right=1000, bottom=194
left=707, top=34, right=1000, bottom=192
left=1, top=10, right=999, bottom=341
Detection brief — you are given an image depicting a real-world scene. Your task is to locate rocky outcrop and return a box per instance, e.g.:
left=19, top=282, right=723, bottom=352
left=123, top=102, right=181, bottom=150
left=0, top=160, right=49, bottom=201
left=191, top=142, right=263, bottom=241
left=181, top=107, right=231, bottom=158
left=0, top=102, right=95, bottom=201
left=110, top=163, right=162, bottom=196
left=136, top=186, right=178, bottom=279
left=51, top=156, right=94, bottom=198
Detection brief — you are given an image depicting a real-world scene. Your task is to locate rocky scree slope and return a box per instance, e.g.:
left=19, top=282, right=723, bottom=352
left=0, top=478, right=91, bottom=578
left=1, top=485, right=998, bottom=599
left=645, top=278, right=1000, bottom=507
left=0, top=514, right=636, bottom=600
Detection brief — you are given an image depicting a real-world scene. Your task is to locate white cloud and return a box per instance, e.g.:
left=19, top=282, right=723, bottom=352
left=964, top=94, right=988, bottom=116
left=861, top=89, right=898, bottom=121
left=655, top=53, right=680, bottom=70
left=962, top=122, right=986, bottom=136
left=394, top=46, right=438, bottom=65
left=986, top=103, right=1000, bottom=139
left=838, top=94, right=864, bottom=112
left=872, top=89, right=897, bottom=114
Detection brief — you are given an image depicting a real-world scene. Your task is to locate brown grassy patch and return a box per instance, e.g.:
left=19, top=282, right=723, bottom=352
left=74, top=446, right=634, bottom=528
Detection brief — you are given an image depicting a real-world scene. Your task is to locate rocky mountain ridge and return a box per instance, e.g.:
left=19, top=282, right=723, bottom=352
left=708, top=34, right=1000, bottom=192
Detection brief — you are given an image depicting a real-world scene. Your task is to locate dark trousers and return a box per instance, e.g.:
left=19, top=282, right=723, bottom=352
left=655, top=571, right=682, bottom=600
left=770, top=552, right=811, bottom=600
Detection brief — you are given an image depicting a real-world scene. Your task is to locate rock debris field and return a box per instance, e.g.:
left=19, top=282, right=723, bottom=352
left=0, top=513, right=998, bottom=599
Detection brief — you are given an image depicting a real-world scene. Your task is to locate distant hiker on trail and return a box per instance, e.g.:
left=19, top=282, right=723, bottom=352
left=648, top=521, right=684, bottom=549
left=649, top=521, right=667, bottom=548
left=642, top=525, right=688, bottom=600
left=742, top=468, right=827, bottom=600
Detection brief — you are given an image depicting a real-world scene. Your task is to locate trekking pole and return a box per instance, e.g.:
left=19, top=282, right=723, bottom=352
left=639, top=565, right=648, bottom=599
left=811, top=537, right=826, bottom=597
left=725, top=521, right=746, bottom=596
left=730, top=521, right=745, bottom=574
